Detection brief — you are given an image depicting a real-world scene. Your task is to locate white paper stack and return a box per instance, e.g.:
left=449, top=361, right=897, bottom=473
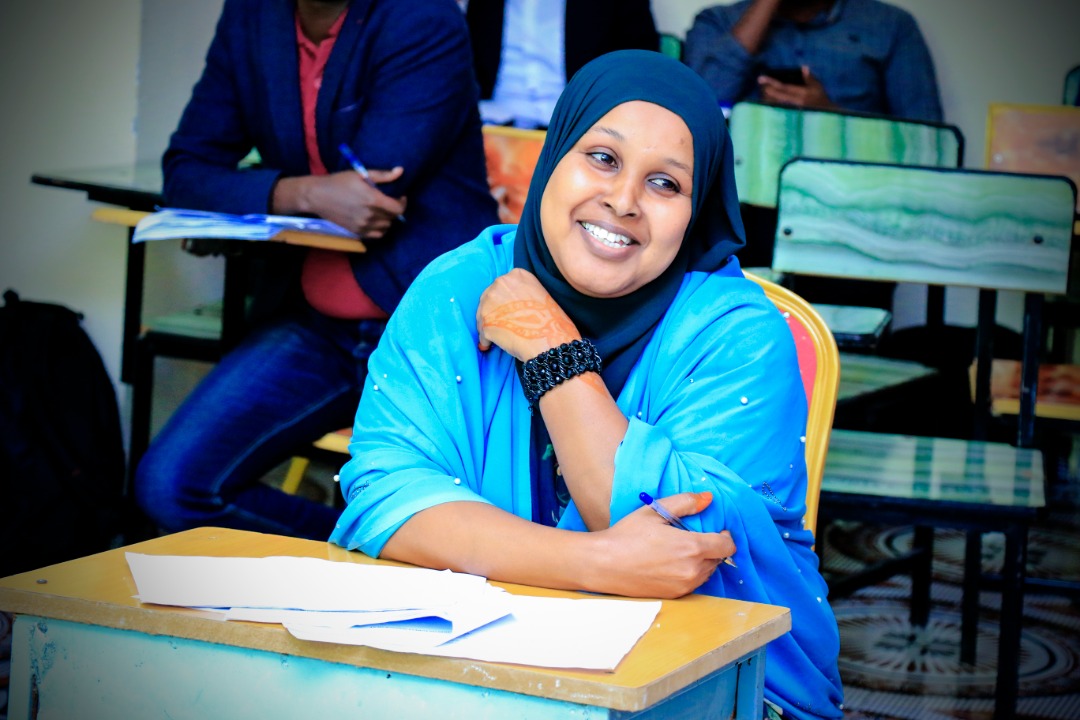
left=126, top=553, right=660, bottom=671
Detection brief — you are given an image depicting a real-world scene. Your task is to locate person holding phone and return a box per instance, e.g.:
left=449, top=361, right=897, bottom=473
left=684, top=0, right=943, bottom=122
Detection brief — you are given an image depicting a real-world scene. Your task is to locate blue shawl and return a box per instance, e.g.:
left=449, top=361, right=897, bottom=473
left=331, top=229, right=844, bottom=719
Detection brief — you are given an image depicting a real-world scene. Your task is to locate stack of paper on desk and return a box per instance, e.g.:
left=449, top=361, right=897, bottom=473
left=131, top=208, right=356, bottom=243
left=127, top=553, right=660, bottom=671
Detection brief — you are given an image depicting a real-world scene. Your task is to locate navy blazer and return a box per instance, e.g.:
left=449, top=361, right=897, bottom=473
left=466, top=0, right=659, bottom=100
left=163, top=0, right=498, bottom=315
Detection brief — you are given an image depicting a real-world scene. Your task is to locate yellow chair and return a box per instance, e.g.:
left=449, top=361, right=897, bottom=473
left=745, top=272, right=840, bottom=537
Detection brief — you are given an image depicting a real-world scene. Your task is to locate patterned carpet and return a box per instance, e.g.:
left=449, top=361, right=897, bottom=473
left=822, top=435, right=1080, bottom=720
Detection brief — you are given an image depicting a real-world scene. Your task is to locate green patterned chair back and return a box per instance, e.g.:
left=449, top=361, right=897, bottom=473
left=773, top=159, right=1074, bottom=295
left=729, top=102, right=963, bottom=208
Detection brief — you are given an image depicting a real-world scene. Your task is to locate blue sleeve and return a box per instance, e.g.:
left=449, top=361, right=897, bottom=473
left=161, top=0, right=282, bottom=213
left=684, top=5, right=759, bottom=106
left=329, top=230, right=532, bottom=558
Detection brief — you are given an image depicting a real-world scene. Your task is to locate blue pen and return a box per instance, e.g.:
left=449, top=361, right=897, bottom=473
left=639, top=492, right=737, bottom=568
left=338, top=143, right=406, bottom=222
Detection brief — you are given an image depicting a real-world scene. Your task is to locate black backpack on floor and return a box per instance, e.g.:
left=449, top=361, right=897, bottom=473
left=0, top=290, right=126, bottom=577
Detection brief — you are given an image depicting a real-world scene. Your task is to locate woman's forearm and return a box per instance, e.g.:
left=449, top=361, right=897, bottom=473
left=379, top=501, right=602, bottom=591
left=536, top=372, right=628, bottom=530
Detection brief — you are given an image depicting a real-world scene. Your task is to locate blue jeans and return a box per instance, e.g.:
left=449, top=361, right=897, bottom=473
left=135, top=310, right=383, bottom=540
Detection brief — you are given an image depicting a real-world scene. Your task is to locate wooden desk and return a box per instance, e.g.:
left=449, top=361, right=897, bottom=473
left=0, top=528, right=790, bottom=719
left=975, top=358, right=1080, bottom=423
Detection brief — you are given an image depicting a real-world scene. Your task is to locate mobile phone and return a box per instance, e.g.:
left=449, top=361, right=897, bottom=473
left=760, top=66, right=805, bottom=86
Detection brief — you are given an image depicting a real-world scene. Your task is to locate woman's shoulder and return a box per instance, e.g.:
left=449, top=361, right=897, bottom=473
left=678, top=259, right=773, bottom=317
left=419, top=225, right=515, bottom=278
left=659, top=261, right=789, bottom=350
left=397, top=225, right=517, bottom=308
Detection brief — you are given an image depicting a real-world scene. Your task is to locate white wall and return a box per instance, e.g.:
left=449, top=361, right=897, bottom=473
left=0, top=1, right=141, bottom=433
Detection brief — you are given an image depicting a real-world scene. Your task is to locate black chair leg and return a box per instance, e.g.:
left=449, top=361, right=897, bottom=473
left=960, top=530, right=982, bottom=664
left=128, top=334, right=155, bottom=494
left=909, top=526, right=934, bottom=629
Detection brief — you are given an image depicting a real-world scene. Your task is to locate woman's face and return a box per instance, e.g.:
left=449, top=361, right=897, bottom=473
left=539, top=101, right=694, bottom=299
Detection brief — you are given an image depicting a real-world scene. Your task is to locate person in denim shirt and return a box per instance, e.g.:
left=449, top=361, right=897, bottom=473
left=685, top=0, right=942, bottom=122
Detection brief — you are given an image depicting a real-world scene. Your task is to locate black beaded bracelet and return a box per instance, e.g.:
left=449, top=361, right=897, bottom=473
left=522, top=339, right=602, bottom=409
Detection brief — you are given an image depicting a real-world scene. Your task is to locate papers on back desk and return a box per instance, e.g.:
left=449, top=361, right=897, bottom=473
left=132, top=208, right=356, bottom=243
left=126, top=553, right=661, bottom=671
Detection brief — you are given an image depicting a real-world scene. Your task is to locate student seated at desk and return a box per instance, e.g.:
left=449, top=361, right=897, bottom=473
left=135, top=0, right=498, bottom=541
left=331, top=51, right=844, bottom=720
left=684, top=0, right=943, bottom=122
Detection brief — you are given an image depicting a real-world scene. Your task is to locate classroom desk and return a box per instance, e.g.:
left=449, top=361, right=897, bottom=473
left=32, top=162, right=164, bottom=384
left=0, top=527, right=791, bottom=720
left=743, top=268, right=892, bottom=350
left=31, top=164, right=367, bottom=384
left=32, top=165, right=367, bottom=482
left=822, top=429, right=1044, bottom=719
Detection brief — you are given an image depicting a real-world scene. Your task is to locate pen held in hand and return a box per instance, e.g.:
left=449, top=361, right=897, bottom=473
left=338, top=143, right=406, bottom=223
left=638, top=492, right=737, bottom=568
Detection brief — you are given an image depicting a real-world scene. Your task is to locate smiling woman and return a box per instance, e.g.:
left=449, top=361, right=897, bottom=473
left=330, top=50, right=844, bottom=720
left=539, top=101, right=695, bottom=299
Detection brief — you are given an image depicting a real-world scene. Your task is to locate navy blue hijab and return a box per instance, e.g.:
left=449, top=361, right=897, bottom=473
left=513, top=50, right=746, bottom=398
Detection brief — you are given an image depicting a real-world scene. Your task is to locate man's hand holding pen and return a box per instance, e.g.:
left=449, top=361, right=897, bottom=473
left=306, top=168, right=407, bottom=239
left=270, top=164, right=407, bottom=240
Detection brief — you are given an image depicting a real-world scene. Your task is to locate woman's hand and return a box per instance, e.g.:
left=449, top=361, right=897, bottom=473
left=476, top=268, right=581, bottom=361
left=272, top=167, right=408, bottom=239
left=590, top=491, right=737, bottom=599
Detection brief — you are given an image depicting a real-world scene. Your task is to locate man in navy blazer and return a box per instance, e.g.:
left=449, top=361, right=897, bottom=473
left=137, top=0, right=498, bottom=541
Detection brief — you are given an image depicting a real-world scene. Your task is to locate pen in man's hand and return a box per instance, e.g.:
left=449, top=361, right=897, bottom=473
left=639, top=491, right=737, bottom=568
left=338, top=143, right=406, bottom=223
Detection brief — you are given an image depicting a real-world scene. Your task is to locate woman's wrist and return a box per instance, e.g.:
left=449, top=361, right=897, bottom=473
left=521, top=339, right=602, bottom=409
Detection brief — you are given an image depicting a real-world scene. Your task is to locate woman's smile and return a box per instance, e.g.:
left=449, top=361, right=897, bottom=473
left=579, top=220, right=636, bottom=250
left=540, top=100, right=694, bottom=299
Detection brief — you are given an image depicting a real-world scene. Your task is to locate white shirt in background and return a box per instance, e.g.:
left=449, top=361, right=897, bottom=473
left=478, top=0, right=566, bottom=128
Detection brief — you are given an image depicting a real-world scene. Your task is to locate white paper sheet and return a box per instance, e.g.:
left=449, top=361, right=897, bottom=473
left=127, top=553, right=660, bottom=671
left=132, top=208, right=356, bottom=243
left=286, top=595, right=662, bottom=671
left=127, top=553, right=490, bottom=611
left=226, top=590, right=511, bottom=637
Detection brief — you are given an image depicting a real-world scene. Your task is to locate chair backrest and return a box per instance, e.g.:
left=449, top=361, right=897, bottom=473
left=481, top=125, right=546, bottom=224
left=745, top=271, right=839, bottom=537
left=728, top=101, right=964, bottom=209
left=773, top=159, right=1074, bottom=294
left=774, top=158, right=1076, bottom=445
left=986, top=103, right=1080, bottom=213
